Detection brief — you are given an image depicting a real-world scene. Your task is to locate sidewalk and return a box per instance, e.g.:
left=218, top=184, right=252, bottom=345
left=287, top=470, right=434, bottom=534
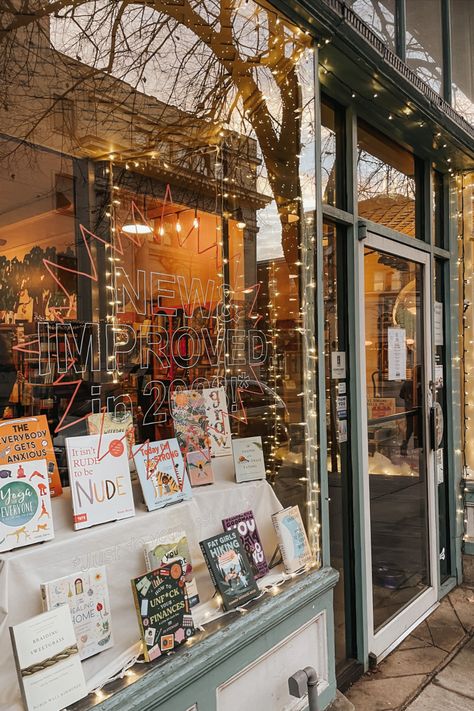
left=343, top=585, right=474, bottom=710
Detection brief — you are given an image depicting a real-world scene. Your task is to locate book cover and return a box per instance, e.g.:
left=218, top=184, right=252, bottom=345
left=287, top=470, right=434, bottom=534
left=202, top=387, right=232, bottom=457
left=222, top=510, right=269, bottom=579
left=200, top=530, right=259, bottom=611
left=87, top=411, right=136, bottom=471
left=170, top=389, right=210, bottom=455
left=66, top=433, right=135, bottom=530
left=0, top=459, right=54, bottom=553
left=41, top=566, right=112, bottom=660
left=9, top=606, right=87, bottom=711
left=131, top=563, right=194, bottom=661
left=232, top=436, right=266, bottom=483
left=0, top=416, right=62, bottom=496
left=144, top=531, right=199, bottom=607
left=186, top=448, right=214, bottom=486
left=133, top=438, right=192, bottom=510
left=272, top=505, right=313, bottom=574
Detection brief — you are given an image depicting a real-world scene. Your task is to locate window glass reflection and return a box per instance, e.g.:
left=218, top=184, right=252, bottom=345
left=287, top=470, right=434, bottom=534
left=406, top=0, right=443, bottom=94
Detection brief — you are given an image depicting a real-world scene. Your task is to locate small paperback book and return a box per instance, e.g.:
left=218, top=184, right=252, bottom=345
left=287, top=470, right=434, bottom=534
left=131, top=562, right=194, bottom=661
left=41, top=566, right=112, bottom=660
left=9, top=605, right=87, bottom=711
left=133, top=438, right=192, bottom=510
left=200, top=529, right=259, bottom=611
left=87, top=410, right=136, bottom=471
left=202, top=387, right=232, bottom=457
left=0, top=459, right=54, bottom=553
left=222, top=510, right=269, bottom=579
left=170, top=389, right=210, bottom=454
left=144, top=531, right=199, bottom=607
left=66, top=432, right=135, bottom=530
left=232, top=436, right=266, bottom=483
left=186, top=448, right=214, bottom=487
left=272, top=505, right=313, bottom=574
left=0, top=415, right=62, bottom=496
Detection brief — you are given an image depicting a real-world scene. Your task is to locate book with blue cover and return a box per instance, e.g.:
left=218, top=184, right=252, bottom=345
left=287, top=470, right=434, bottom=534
left=272, top=505, right=313, bottom=574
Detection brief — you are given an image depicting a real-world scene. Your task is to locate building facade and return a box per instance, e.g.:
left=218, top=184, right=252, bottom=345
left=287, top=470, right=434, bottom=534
left=0, top=1, right=473, bottom=710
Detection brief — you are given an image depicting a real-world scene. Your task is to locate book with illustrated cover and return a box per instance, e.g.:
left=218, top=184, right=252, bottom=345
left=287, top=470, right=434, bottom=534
left=186, top=448, right=214, bottom=486
left=144, top=531, right=199, bottom=607
left=222, top=510, right=269, bottom=579
left=66, top=433, right=135, bottom=530
left=0, top=415, right=62, bottom=496
left=272, top=505, right=313, bottom=574
left=131, top=562, right=194, bottom=661
left=9, top=606, right=87, bottom=711
left=0, top=459, right=54, bottom=553
left=200, top=530, right=259, bottom=611
left=87, top=411, right=136, bottom=470
left=202, top=387, right=232, bottom=457
left=170, top=389, right=210, bottom=455
left=232, top=436, right=266, bottom=483
left=41, top=566, right=112, bottom=660
left=133, top=438, right=192, bottom=510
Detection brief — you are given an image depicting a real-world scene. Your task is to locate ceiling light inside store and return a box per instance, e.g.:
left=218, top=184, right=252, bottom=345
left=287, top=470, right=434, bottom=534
left=122, top=223, right=152, bottom=234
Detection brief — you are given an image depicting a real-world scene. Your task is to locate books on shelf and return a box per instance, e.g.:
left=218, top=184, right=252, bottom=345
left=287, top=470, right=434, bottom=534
left=131, top=563, right=194, bottom=661
left=9, top=606, right=87, bottom=711
left=202, top=386, right=232, bottom=457
left=0, top=459, right=54, bottom=553
left=272, top=505, right=313, bottom=574
left=0, top=415, right=62, bottom=496
left=232, top=436, right=266, bottom=483
left=41, top=566, right=112, bottom=660
left=66, top=433, right=135, bottom=530
left=186, top=448, right=214, bottom=486
left=200, top=530, right=259, bottom=611
left=222, top=510, right=269, bottom=579
left=133, top=438, right=192, bottom=510
left=144, top=532, right=199, bottom=607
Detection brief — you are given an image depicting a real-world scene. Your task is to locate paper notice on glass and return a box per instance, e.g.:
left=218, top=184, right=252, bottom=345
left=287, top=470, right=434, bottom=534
left=434, top=301, right=444, bottom=346
left=436, top=448, right=444, bottom=485
left=387, top=328, right=406, bottom=381
left=331, top=351, right=346, bottom=379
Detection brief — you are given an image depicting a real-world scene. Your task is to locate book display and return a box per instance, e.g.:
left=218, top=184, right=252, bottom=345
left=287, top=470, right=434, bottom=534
left=87, top=411, right=136, bottom=470
left=272, top=506, right=313, bottom=574
left=200, top=530, right=260, bottom=611
left=222, top=510, right=269, bottom=579
left=186, top=448, right=214, bottom=486
left=0, top=459, right=54, bottom=552
left=144, top=531, right=200, bottom=606
left=131, top=562, right=194, bottom=661
left=0, top=416, right=62, bottom=496
left=9, top=606, right=87, bottom=711
left=133, top=438, right=192, bottom=509
left=41, top=566, right=113, bottom=660
left=232, top=436, right=266, bottom=483
left=66, top=433, right=135, bottom=529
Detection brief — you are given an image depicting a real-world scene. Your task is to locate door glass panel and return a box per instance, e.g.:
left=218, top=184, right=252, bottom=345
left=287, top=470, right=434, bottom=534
left=364, top=246, right=430, bottom=631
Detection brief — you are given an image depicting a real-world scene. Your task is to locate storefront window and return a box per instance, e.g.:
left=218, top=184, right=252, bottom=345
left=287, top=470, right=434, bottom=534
left=0, top=3, right=320, bottom=706
left=406, top=0, right=443, bottom=94
left=357, top=120, right=421, bottom=238
left=451, top=0, right=474, bottom=126
left=432, top=169, right=446, bottom=249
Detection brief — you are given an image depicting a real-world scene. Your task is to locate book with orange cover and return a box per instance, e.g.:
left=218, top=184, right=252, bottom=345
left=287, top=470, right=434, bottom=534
left=0, top=415, right=62, bottom=496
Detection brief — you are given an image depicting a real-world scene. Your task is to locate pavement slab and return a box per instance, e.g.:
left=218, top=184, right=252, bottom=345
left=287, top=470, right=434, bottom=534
left=345, top=674, right=427, bottom=710
left=447, top=587, right=474, bottom=633
left=434, top=637, right=474, bottom=699
left=425, top=600, right=466, bottom=652
left=376, top=646, right=447, bottom=678
left=405, top=683, right=474, bottom=710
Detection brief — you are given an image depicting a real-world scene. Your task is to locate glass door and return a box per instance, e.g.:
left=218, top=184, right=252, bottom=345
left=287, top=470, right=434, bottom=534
left=361, top=233, right=437, bottom=659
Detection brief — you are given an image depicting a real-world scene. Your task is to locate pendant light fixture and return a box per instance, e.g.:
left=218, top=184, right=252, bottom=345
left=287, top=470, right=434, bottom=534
left=122, top=195, right=153, bottom=235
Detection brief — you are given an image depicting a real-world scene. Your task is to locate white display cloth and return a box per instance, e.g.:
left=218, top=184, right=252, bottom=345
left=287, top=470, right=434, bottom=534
left=0, top=474, right=282, bottom=711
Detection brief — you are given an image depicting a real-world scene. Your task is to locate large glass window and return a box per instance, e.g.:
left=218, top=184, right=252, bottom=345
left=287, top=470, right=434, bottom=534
left=357, top=120, right=421, bottom=239
left=321, top=97, right=345, bottom=209
left=406, top=0, right=444, bottom=94
left=0, top=3, right=319, bottom=535
left=451, top=0, right=474, bottom=125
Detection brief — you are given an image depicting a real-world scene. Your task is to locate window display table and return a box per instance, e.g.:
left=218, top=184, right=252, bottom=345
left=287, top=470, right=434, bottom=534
left=0, top=477, right=282, bottom=711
